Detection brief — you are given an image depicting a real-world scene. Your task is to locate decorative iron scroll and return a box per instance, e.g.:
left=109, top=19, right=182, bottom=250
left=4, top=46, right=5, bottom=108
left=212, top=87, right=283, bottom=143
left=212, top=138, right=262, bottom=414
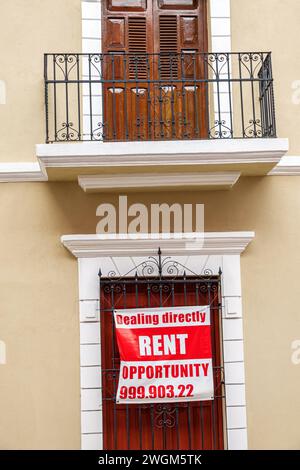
left=99, top=247, right=221, bottom=282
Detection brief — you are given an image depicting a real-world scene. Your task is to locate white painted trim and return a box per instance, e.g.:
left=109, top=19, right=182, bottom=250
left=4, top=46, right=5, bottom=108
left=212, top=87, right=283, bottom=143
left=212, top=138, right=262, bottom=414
left=73, top=234, right=253, bottom=450
left=36, top=138, right=288, bottom=169
left=1, top=148, right=297, bottom=185
left=210, top=0, right=232, bottom=133
left=0, top=162, right=48, bottom=182
left=78, top=171, right=241, bottom=191
left=61, top=232, right=255, bottom=258
left=3, top=151, right=299, bottom=185
left=81, top=1, right=102, bottom=139
left=0, top=340, right=6, bottom=365
left=268, top=156, right=300, bottom=175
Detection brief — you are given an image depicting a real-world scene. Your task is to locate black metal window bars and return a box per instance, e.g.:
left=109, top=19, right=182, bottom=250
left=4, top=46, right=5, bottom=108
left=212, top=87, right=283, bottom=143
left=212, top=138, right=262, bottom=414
left=44, top=52, right=276, bottom=143
left=99, top=249, right=226, bottom=450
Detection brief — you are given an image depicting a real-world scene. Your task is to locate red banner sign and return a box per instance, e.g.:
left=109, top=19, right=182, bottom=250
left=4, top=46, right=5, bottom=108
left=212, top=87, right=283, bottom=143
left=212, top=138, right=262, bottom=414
left=114, top=306, right=214, bottom=404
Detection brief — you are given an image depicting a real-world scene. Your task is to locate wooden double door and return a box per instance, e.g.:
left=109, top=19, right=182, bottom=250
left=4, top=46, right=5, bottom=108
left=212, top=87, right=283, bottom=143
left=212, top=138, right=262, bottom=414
left=102, top=0, right=208, bottom=141
left=100, top=273, right=225, bottom=450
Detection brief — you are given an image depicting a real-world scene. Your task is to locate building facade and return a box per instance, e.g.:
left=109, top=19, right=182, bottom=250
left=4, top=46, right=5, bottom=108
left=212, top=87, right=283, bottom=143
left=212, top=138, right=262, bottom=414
left=0, top=0, right=299, bottom=450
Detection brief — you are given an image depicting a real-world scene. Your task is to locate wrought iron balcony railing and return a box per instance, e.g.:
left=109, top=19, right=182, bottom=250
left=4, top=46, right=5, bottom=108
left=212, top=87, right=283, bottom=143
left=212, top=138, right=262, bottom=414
left=44, top=52, right=276, bottom=143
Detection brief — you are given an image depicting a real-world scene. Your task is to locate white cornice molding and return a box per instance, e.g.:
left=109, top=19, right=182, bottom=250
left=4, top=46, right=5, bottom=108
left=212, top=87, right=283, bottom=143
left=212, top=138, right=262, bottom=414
left=78, top=171, right=241, bottom=192
left=61, top=232, right=255, bottom=258
left=36, top=139, right=289, bottom=169
left=268, top=156, right=300, bottom=175
left=0, top=162, right=47, bottom=182
left=0, top=146, right=300, bottom=185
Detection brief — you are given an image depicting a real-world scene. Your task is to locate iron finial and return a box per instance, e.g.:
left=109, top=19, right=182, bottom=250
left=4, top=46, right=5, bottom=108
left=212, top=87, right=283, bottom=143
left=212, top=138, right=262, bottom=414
left=158, top=247, right=162, bottom=277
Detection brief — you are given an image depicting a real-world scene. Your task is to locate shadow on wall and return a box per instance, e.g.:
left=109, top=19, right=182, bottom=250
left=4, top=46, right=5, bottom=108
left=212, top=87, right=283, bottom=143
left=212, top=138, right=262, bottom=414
left=44, top=176, right=267, bottom=236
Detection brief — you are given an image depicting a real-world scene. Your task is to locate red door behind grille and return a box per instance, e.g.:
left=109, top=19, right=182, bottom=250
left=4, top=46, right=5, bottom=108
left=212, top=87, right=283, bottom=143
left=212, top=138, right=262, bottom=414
left=100, top=276, right=225, bottom=450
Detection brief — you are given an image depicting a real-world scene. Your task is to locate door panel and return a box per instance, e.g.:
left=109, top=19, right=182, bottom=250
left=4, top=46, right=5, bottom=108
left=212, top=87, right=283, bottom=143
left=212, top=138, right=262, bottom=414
left=158, top=0, right=198, bottom=8
left=106, top=18, right=126, bottom=49
left=107, top=0, right=148, bottom=11
left=180, top=16, right=199, bottom=47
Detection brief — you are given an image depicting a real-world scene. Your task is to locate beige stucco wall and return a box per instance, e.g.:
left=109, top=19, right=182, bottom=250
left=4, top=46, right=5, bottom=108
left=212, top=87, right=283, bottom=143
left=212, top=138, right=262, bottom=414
left=0, top=183, right=82, bottom=449
left=0, top=0, right=299, bottom=451
left=0, top=178, right=300, bottom=449
left=0, top=1, right=299, bottom=161
left=231, top=0, right=300, bottom=155
left=0, top=0, right=82, bottom=163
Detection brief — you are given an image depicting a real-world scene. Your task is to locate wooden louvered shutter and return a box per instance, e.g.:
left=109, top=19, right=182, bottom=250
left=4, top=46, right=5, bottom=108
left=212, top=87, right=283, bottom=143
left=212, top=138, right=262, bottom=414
left=102, top=1, right=153, bottom=140
left=128, top=17, right=147, bottom=80
left=102, top=1, right=153, bottom=69
left=153, top=1, right=208, bottom=65
left=102, top=1, right=208, bottom=141
left=153, top=0, right=208, bottom=139
left=153, top=0, right=207, bottom=79
left=159, top=16, right=179, bottom=80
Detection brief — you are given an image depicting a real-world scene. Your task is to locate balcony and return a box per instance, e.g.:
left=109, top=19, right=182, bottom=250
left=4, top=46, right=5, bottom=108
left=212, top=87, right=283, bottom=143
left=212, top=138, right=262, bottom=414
left=37, top=52, right=288, bottom=188
left=44, top=51, right=278, bottom=142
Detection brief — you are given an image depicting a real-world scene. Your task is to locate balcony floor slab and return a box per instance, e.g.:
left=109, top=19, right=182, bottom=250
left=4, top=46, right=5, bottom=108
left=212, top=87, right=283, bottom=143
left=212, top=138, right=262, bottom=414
left=36, top=138, right=288, bottom=186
